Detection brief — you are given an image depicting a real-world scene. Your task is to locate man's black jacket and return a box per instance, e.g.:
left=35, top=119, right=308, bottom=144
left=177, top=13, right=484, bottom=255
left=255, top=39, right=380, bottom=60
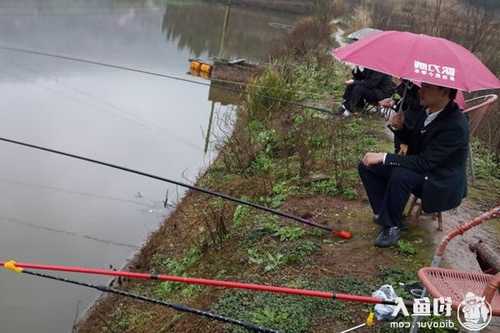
left=385, top=101, right=469, bottom=213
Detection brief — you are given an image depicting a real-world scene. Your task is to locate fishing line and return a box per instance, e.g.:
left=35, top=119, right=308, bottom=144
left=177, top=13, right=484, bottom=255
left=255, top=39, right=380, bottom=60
left=0, top=136, right=352, bottom=238
left=13, top=269, right=279, bottom=333
left=0, top=216, right=139, bottom=250
left=0, top=46, right=336, bottom=115
left=0, top=176, right=163, bottom=209
left=0, top=58, right=204, bottom=152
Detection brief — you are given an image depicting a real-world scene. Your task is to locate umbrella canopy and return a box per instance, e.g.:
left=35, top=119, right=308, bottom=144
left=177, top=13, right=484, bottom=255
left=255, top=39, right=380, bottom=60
left=332, top=31, right=500, bottom=92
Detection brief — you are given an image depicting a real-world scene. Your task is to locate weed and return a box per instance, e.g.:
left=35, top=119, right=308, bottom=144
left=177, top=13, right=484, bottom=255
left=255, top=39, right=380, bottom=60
left=285, top=240, right=320, bottom=264
left=203, top=198, right=231, bottom=246
left=108, top=304, right=154, bottom=332
left=471, top=138, right=500, bottom=179
left=151, top=246, right=201, bottom=299
left=215, top=276, right=371, bottom=333
left=398, top=240, right=417, bottom=256
left=342, top=187, right=358, bottom=200
left=246, top=68, right=297, bottom=120
left=233, top=204, right=251, bottom=226
left=311, top=178, right=338, bottom=195
left=251, top=152, right=274, bottom=174
left=273, top=226, right=305, bottom=242
left=247, top=248, right=287, bottom=272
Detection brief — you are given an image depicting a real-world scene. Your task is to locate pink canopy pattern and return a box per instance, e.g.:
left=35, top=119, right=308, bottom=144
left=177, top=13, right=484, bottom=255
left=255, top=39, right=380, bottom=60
left=332, top=31, right=500, bottom=92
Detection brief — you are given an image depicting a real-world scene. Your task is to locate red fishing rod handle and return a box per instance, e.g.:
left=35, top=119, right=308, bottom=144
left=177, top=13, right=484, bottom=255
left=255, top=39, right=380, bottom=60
left=2, top=260, right=388, bottom=305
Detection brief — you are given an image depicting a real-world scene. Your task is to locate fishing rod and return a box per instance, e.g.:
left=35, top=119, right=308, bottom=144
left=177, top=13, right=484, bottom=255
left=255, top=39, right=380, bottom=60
left=2, top=260, right=409, bottom=307
left=0, top=136, right=353, bottom=239
left=0, top=45, right=335, bottom=115
left=2, top=263, right=278, bottom=333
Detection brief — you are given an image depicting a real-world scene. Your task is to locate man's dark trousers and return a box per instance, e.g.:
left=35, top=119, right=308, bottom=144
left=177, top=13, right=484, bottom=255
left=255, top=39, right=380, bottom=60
left=358, top=163, right=424, bottom=228
left=343, top=83, right=381, bottom=110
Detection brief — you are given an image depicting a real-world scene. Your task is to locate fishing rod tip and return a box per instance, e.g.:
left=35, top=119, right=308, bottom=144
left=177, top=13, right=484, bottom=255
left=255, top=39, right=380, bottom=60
left=334, top=230, right=353, bottom=239
left=3, top=260, right=23, bottom=273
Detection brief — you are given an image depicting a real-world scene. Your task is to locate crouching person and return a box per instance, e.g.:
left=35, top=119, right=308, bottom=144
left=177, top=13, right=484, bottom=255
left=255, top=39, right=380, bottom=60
left=357, top=83, right=469, bottom=247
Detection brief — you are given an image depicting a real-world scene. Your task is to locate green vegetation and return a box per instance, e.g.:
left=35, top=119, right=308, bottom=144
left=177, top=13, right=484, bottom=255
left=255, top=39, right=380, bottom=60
left=82, top=6, right=500, bottom=332
left=215, top=276, right=372, bottom=333
left=467, top=138, right=500, bottom=208
left=151, top=246, right=203, bottom=299
left=397, top=240, right=417, bottom=256
left=241, top=215, right=320, bottom=272
left=105, top=304, right=154, bottom=332
left=471, top=138, right=500, bottom=180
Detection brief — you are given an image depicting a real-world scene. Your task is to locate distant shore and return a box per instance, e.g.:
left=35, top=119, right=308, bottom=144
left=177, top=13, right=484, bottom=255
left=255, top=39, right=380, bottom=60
left=209, top=0, right=314, bottom=14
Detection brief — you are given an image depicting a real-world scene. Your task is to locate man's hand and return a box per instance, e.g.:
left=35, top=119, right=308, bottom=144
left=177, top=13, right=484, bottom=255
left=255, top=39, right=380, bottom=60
left=378, top=98, right=394, bottom=108
left=389, top=111, right=405, bottom=129
left=399, top=144, right=409, bottom=156
left=362, top=152, right=385, bottom=166
left=345, top=79, right=354, bottom=85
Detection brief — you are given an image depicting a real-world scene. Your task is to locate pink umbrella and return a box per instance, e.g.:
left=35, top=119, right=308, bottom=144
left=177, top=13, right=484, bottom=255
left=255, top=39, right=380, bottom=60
left=456, top=90, right=466, bottom=109
left=332, top=31, right=500, bottom=92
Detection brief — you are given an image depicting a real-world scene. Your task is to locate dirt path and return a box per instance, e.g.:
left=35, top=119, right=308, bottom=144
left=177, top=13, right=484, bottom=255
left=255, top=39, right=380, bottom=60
left=421, top=201, right=499, bottom=271
left=419, top=200, right=500, bottom=332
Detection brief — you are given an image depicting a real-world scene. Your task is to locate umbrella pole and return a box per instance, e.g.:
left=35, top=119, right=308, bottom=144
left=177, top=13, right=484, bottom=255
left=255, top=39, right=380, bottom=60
left=397, top=81, right=409, bottom=114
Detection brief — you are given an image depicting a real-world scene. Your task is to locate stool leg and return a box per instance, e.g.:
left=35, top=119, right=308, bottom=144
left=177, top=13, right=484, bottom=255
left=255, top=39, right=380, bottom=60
left=436, top=212, right=443, bottom=231
left=415, top=201, right=422, bottom=221
left=407, top=195, right=417, bottom=217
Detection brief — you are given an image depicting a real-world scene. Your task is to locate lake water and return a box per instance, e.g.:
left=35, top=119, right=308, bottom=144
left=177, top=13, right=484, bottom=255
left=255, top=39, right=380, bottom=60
left=0, top=1, right=297, bottom=332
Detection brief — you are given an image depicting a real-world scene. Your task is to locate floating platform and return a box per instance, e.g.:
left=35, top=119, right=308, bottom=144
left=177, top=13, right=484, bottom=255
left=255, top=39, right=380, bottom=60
left=189, top=58, right=263, bottom=84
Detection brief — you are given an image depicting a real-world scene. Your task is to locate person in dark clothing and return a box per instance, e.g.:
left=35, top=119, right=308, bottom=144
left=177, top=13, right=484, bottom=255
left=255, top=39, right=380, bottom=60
left=339, top=68, right=394, bottom=117
left=358, top=83, right=469, bottom=247
left=379, top=79, right=425, bottom=154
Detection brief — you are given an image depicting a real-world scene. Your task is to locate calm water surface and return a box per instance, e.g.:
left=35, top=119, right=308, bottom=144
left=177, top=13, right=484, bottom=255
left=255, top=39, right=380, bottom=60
left=0, top=1, right=297, bottom=332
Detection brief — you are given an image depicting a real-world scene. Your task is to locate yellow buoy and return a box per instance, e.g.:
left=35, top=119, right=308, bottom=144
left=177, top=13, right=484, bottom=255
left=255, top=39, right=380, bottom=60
left=190, top=61, right=202, bottom=72
left=200, top=63, right=212, bottom=75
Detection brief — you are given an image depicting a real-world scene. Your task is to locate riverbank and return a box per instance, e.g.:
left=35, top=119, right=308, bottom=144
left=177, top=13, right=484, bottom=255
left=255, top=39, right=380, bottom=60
left=77, top=16, right=500, bottom=333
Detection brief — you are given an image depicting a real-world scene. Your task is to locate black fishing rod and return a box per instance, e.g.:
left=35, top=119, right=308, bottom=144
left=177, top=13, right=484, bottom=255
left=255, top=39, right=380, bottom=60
left=0, top=136, right=352, bottom=239
left=15, top=269, right=279, bottom=333
left=0, top=45, right=335, bottom=115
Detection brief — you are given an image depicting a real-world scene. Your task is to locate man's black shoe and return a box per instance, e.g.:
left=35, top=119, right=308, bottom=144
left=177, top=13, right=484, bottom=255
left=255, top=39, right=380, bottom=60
left=374, top=226, right=401, bottom=248
left=374, top=215, right=407, bottom=231
left=399, top=222, right=408, bottom=231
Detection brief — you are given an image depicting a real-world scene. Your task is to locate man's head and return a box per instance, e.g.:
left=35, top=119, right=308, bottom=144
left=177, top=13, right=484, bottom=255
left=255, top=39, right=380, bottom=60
left=419, top=83, right=457, bottom=109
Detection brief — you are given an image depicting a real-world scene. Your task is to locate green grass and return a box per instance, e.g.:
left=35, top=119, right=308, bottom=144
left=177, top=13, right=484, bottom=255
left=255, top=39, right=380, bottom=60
left=215, top=276, right=372, bottom=333
left=397, top=240, right=417, bottom=256
left=106, top=304, right=154, bottom=332
left=233, top=204, right=251, bottom=226
left=151, top=246, right=202, bottom=299
left=236, top=214, right=321, bottom=273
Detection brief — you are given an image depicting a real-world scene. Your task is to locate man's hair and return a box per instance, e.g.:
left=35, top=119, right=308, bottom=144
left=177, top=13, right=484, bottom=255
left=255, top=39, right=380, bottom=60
left=437, top=86, right=458, bottom=100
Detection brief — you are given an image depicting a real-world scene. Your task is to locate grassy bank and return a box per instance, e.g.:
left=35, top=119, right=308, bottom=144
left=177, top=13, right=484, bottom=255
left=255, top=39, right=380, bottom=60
left=77, top=22, right=499, bottom=333
left=77, top=57, right=435, bottom=332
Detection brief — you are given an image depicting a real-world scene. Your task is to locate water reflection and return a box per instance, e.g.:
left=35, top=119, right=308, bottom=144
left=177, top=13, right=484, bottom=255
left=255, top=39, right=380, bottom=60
left=162, top=1, right=298, bottom=60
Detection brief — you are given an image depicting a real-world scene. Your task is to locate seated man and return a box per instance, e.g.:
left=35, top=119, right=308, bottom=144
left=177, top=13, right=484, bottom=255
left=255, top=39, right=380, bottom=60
left=358, top=83, right=469, bottom=247
left=338, top=67, right=394, bottom=117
